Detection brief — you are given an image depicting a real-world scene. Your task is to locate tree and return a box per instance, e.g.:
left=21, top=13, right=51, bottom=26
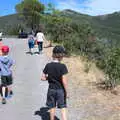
left=45, top=3, right=61, bottom=15
left=15, top=0, right=45, bottom=29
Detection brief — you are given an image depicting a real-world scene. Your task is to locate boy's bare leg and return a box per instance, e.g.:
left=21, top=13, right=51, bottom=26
left=61, top=108, right=67, bottom=120
left=50, top=108, right=56, bottom=120
left=2, top=86, right=6, bottom=98
left=8, top=85, right=12, bottom=94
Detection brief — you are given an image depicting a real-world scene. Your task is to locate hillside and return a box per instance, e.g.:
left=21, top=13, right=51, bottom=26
left=61, top=9, right=93, bottom=24
left=62, top=9, right=120, bottom=42
left=0, top=14, right=24, bottom=33
left=92, top=12, right=120, bottom=41
left=0, top=10, right=120, bottom=42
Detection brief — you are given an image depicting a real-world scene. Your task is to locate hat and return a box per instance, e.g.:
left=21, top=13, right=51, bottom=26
left=2, top=46, right=9, bottom=53
left=53, top=45, right=65, bottom=54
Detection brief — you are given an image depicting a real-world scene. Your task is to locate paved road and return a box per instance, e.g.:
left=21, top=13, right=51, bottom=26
left=0, top=38, right=80, bottom=120
left=0, top=38, right=55, bottom=120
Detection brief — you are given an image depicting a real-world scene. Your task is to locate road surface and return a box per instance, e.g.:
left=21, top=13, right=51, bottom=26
left=0, top=38, right=80, bottom=120
left=0, top=38, right=56, bottom=120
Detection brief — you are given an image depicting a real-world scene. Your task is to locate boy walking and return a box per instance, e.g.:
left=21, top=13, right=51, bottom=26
left=0, top=46, right=14, bottom=104
left=41, top=45, right=68, bottom=120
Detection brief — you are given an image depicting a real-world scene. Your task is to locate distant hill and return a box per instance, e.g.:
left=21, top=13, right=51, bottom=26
left=0, top=14, right=25, bottom=34
left=0, top=9, right=120, bottom=41
left=92, top=12, right=120, bottom=41
left=62, top=9, right=120, bottom=41
left=61, top=9, right=92, bottom=23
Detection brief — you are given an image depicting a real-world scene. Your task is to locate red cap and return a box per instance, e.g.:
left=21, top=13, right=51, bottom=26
left=2, top=46, right=9, bottom=53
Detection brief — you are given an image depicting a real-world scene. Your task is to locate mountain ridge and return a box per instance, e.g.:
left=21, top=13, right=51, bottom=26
left=0, top=9, right=120, bottom=41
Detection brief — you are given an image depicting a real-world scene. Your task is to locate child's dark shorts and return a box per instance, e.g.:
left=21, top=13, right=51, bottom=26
left=46, top=88, right=67, bottom=109
left=1, top=75, right=13, bottom=86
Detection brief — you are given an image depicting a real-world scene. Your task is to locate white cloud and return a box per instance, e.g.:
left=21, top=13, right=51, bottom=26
left=56, top=0, right=79, bottom=10
left=56, top=0, right=120, bottom=16
left=85, top=0, right=120, bottom=15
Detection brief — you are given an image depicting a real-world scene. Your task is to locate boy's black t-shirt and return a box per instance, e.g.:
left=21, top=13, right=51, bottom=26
left=43, top=62, right=68, bottom=89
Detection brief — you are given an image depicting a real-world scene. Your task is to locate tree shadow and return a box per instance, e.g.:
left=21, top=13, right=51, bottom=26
left=34, top=107, right=60, bottom=120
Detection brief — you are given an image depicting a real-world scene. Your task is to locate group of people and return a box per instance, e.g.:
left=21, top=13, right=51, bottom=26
left=28, top=30, right=46, bottom=55
left=0, top=33, right=69, bottom=120
left=0, top=37, right=14, bottom=104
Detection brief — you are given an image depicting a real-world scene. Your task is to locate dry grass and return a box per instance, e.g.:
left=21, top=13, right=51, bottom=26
left=44, top=42, right=120, bottom=120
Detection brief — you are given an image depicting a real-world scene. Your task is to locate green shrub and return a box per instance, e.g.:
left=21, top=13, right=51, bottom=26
left=45, top=15, right=120, bottom=88
left=7, top=24, right=24, bottom=35
left=104, top=48, right=120, bottom=88
left=84, top=62, right=91, bottom=73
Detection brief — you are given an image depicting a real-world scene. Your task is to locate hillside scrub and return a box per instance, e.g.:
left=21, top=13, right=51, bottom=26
left=103, top=48, right=120, bottom=88
left=44, top=14, right=120, bottom=89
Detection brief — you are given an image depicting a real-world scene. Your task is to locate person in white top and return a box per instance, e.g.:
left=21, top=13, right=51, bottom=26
left=36, top=30, right=46, bottom=54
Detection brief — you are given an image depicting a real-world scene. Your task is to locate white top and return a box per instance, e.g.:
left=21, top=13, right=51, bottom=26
left=36, top=32, right=45, bottom=42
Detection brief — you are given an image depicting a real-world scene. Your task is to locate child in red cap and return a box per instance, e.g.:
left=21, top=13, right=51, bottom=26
left=0, top=45, right=14, bottom=104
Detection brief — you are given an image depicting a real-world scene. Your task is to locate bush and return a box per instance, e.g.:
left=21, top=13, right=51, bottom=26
left=7, top=24, right=24, bottom=35
left=104, top=48, right=120, bottom=88
left=45, top=15, right=120, bottom=88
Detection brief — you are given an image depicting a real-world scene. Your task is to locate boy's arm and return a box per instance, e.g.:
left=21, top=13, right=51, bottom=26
left=41, top=64, right=48, bottom=81
left=8, top=59, right=14, bottom=68
left=62, top=75, right=68, bottom=98
left=41, top=73, right=47, bottom=81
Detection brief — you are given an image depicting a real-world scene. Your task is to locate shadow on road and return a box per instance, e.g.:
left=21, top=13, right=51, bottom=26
left=34, top=107, right=60, bottom=120
left=26, top=51, right=40, bottom=55
left=26, top=51, right=33, bottom=55
left=33, top=52, right=40, bottom=54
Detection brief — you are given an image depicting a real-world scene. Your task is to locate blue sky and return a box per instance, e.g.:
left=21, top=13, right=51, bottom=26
left=0, top=0, right=120, bottom=16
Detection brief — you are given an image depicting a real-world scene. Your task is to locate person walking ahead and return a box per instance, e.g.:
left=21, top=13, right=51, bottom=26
left=36, top=30, right=46, bottom=54
left=41, top=45, right=68, bottom=120
left=28, top=33, right=35, bottom=55
left=0, top=46, right=14, bottom=104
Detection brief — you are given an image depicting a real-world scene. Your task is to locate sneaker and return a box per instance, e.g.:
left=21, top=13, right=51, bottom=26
left=2, top=98, right=6, bottom=104
left=10, top=91, right=13, bottom=95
